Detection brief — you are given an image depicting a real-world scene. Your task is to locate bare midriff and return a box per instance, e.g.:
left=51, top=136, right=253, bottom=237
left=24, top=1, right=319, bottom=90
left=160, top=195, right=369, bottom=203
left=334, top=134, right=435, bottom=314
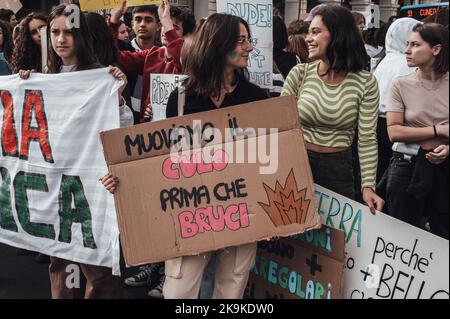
left=306, top=142, right=351, bottom=154
left=419, top=137, right=449, bottom=152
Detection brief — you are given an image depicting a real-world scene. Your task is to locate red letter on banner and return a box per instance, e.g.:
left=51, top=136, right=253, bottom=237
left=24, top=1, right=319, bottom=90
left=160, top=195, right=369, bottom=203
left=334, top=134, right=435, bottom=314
left=1, top=90, right=19, bottom=157
left=20, top=90, right=54, bottom=163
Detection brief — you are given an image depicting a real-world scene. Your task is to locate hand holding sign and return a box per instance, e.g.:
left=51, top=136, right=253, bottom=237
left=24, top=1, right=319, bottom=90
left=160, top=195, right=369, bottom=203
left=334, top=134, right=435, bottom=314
left=108, top=66, right=128, bottom=104
left=362, top=188, right=384, bottom=215
left=144, top=104, right=153, bottom=121
left=19, top=69, right=36, bottom=80
left=100, top=174, right=119, bottom=194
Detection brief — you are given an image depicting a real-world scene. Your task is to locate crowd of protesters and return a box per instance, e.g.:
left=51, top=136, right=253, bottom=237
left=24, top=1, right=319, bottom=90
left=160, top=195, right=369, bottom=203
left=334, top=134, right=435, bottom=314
left=0, top=0, right=448, bottom=299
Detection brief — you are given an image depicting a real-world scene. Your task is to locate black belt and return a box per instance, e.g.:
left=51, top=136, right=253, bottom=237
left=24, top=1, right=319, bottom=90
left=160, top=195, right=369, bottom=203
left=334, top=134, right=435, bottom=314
left=393, top=151, right=417, bottom=163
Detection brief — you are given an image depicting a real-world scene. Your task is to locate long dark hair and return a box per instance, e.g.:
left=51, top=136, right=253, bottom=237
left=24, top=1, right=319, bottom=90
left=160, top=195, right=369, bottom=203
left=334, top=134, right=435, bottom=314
left=86, top=12, right=118, bottom=66
left=182, top=13, right=251, bottom=98
left=47, top=4, right=96, bottom=74
left=0, top=20, right=13, bottom=62
left=273, top=15, right=289, bottom=51
left=314, top=5, right=367, bottom=74
left=0, top=9, right=14, bottom=23
left=413, top=23, right=449, bottom=74
left=11, top=13, right=47, bottom=73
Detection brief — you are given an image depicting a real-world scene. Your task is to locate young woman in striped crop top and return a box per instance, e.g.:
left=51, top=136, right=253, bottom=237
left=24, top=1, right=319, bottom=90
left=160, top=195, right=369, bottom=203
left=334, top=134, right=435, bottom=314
left=282, top=4, right=385, bottom=213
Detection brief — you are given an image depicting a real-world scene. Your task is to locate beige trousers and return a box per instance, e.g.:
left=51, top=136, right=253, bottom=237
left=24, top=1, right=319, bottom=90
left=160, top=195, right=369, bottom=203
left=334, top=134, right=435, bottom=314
left=163, top=242, right=257, bottom=299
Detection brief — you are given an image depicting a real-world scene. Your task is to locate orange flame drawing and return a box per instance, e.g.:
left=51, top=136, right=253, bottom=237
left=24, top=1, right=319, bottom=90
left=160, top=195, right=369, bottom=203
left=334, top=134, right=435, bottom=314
left=258, top=169, right=311, bottom=227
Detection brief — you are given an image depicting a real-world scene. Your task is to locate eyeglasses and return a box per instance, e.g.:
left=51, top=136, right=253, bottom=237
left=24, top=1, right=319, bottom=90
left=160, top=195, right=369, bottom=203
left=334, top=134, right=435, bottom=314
left=237, top=36, right=257, bottom=47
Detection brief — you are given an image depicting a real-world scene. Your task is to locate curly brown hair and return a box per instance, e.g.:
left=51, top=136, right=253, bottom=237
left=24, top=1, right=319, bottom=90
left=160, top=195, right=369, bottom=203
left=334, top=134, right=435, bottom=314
left=11, top=13, right=47, bottom=73
left=0, top=20, right=13, bottom=62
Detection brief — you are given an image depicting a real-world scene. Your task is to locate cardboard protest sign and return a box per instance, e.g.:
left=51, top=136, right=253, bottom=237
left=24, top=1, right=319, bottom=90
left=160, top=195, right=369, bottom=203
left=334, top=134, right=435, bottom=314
left=315, top=185, right=449, bottom=299
left=217, top=0, right=274, bottom=89
left=0, top=0, right=22, bottom=13
left=100, top=96, right=321, bottom=266
left=0, top=69, right=121, bottom=274
left=246, top=225, right=345, bottom=299
left=359, top=4, right=381, bottom=29
left=150, top=74, right=186, bottom=121
left=80, top=0, right=160, bottom=12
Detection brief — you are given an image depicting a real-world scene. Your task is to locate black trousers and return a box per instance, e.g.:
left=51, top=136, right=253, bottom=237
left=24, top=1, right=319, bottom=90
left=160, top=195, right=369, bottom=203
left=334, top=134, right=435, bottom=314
left=377, top=117, right=393, bottom=185
left=386, top=156, right=449, bottom=240
left=307, top=149, right=355, bottom=200
left=375, top=117, right=393, bottom=214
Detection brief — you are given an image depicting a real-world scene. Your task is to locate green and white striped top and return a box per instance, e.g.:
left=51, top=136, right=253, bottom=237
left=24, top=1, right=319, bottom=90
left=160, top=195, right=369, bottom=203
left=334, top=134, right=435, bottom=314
left=281, top=60, right=379, bottom=189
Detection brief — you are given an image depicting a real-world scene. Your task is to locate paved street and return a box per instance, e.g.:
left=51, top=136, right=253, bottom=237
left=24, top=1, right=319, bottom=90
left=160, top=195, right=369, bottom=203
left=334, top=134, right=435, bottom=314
left=0, top=243, right=149, bottom=299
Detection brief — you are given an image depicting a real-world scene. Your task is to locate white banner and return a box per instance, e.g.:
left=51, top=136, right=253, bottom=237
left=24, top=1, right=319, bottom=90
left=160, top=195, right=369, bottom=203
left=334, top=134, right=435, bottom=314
left=150, top=73, right=186, bottom=121
left=217, top=0, right=274, bottom=89
left=0, top=69, right=121, bottom=274
left=315, top=185, right=449, bottom=299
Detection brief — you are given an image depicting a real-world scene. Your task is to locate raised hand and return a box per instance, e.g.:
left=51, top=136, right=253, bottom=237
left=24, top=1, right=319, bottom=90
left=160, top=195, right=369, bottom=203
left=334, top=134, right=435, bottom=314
left=158, top=0, right=171, bottom=22
left=158, top=0, right=174, bottom=33
left=111, top=1, right=128, bottom=25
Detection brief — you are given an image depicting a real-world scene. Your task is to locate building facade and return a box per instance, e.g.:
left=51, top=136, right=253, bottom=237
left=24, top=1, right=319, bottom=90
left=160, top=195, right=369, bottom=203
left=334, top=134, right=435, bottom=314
left=14, top=0, right=443, bottom=23
left=205, top=0, right=441, bottom=22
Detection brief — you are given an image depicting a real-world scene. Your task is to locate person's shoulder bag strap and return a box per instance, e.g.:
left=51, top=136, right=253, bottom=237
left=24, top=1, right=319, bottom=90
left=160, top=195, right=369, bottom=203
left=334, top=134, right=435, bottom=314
left=177, top=86, right=185, bottom=116
left=297, top=63, right=309, bottom=99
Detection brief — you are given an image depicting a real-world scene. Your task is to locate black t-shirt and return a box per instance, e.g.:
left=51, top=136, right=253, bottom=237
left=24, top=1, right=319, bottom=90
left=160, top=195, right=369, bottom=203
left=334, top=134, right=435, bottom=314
left=166, top=75, right=269, bottom=118
left=273, top=49, right=298, bottom=79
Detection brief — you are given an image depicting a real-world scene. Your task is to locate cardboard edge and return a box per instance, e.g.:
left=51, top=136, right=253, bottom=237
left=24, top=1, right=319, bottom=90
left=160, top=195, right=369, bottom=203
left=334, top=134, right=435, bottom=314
left=124, top=217, right=323, bottom=267
left=100, top=96, right=301, bottom=166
